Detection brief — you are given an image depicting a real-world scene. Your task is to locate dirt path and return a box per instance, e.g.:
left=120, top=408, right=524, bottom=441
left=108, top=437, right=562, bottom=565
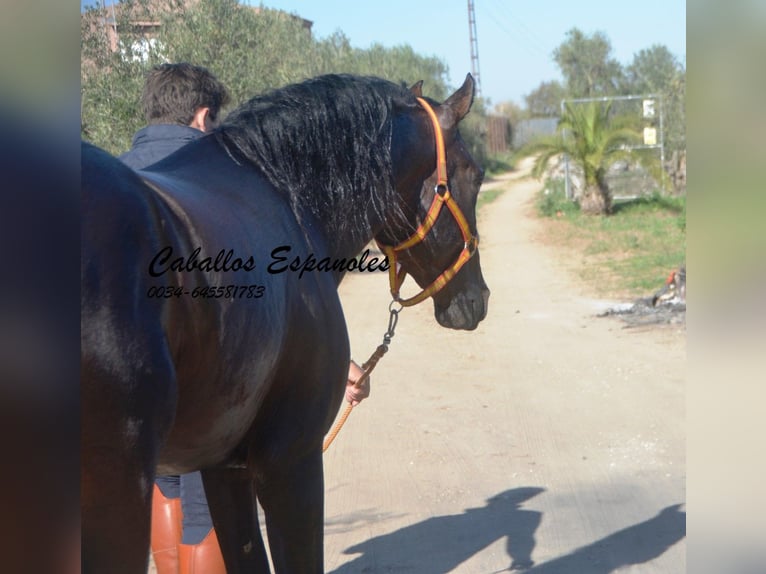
left=323, top=158, right=686, bottom=572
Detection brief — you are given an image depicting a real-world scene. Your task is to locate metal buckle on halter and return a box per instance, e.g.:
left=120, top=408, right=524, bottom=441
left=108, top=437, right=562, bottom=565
left=465, top=234, right=479, bottom=254
left=435, top=183, right=448, bottom=197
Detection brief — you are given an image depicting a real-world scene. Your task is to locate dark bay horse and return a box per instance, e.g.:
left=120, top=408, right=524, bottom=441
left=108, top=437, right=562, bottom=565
left=81, top=73, right=488, bottom=573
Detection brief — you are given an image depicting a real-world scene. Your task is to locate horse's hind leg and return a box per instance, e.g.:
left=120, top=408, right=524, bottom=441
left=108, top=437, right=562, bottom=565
left=201, top=467, right=271, bottom=573
left=254, top=449, right=325, bottom=573
left=81, top=448, right=153, bottom=574
left=81, top=344, right=176, bottom=573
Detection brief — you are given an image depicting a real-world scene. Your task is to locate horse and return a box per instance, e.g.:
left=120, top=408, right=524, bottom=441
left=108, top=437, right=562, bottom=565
left=81, top=73, right=489, bottom=573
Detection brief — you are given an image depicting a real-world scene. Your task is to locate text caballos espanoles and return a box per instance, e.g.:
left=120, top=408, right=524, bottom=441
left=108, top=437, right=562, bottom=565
left=148, top=245, right=389, bottom=279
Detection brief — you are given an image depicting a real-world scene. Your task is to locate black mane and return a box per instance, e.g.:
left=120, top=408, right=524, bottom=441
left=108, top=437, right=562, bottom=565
left=216, top=74, right=419, bottom=250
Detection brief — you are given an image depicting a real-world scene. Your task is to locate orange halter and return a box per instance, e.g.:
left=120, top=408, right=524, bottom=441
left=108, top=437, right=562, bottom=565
left=377, top=97, right=479, bottom=307
left=324, top=98, right=480, bottom=453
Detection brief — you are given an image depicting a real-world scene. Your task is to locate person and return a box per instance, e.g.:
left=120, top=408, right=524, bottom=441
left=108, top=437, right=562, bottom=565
left=120, top=62, right=370, bottom=574
left=120, top=62, right=231, bottom=574
left=120, top=62, right=229, bottom=171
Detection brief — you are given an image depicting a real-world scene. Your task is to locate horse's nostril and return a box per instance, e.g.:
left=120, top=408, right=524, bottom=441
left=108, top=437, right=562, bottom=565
left=466, top=288, right=489, bottom=321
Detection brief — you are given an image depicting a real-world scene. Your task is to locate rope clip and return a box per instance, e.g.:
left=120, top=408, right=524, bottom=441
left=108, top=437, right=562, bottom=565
left=384, top=300, right=402, bottom=344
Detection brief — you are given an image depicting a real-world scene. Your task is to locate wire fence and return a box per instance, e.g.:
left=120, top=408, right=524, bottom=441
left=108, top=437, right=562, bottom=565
left=561, top=94, right=666, bottom=200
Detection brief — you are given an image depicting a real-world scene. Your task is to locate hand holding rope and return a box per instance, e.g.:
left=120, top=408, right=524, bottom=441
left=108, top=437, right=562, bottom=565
left=322, top=302, right=401, bottom=452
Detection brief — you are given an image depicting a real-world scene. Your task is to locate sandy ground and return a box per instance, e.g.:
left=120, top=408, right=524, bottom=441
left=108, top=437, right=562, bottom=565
left=149, top=159, right=686, bottom=573
left=323, top=158, right=686, bottom=573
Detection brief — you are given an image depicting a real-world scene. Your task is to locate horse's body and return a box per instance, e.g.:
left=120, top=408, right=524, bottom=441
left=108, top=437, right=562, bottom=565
left=81, top=74, right=488, bottom=573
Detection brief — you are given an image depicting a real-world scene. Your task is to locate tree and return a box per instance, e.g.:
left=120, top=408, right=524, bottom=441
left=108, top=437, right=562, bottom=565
left=156, top=1, right=317, bottom=105
left=459, top=95, right=489, bottom=168
left=552, top=28, right=623, bottom=98
left=662, top=70, right=685, bottom=156
left=80, top=0, right=157, bottom=154
left=524, top=101, right=642, bottom=215
left=623, top=45, right=686, bottom=154
left=81, top=0, right=459, bottom=155
left=623, top=45, right=680, bottom=95
left=524, top=80, right=566, bottom=117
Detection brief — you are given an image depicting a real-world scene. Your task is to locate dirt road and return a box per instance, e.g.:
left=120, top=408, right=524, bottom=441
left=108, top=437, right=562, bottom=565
left=323, top=158, right=686, bottom=572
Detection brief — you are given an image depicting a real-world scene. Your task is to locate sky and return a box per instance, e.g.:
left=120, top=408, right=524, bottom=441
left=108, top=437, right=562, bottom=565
left=83, top=0, right=686, bottom=106
left=254, top=0, right=686, bottom=106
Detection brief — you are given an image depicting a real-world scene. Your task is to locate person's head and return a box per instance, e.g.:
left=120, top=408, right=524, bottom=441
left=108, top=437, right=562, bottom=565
left=141, top=63, right=230, bottom=132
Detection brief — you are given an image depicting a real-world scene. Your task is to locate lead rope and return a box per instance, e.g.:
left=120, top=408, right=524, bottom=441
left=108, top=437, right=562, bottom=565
left=322, top=302, right=401, bottom=453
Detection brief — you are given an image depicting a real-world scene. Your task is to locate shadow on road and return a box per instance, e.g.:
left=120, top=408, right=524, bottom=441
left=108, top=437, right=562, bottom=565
left=329, top=489, right=685, bottom=574
left=523, top=504, right=685, bottom=574
left=329, top=487, right=545, bottom=573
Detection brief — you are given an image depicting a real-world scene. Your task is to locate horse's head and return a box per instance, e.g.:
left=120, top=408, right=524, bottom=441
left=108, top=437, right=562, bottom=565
left=380, top=74, right=489, bottom=331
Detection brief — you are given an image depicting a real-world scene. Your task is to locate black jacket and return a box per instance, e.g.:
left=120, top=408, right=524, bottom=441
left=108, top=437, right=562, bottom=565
left=119, top=124, right=202, bottom=170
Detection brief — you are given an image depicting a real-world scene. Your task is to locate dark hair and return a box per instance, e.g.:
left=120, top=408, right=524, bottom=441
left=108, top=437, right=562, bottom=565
left=141, top=63, right=230, bottom=125
left=216, top=74, right=419, bottom=249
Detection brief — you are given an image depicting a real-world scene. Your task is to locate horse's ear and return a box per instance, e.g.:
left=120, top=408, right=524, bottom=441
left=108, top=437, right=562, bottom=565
left=409, top=81, right=424, bottom=97
left=442, top=74, right=475, bottom=125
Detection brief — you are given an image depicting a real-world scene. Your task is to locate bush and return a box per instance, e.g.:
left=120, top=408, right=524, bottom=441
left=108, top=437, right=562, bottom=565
left=536, top=178, right=579, bottom=218
left=484, top=151, right=515, bottom=177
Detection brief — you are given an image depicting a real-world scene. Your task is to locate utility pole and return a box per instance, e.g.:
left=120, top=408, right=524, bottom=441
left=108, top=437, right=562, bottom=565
left=467, top=0, right=482, bottom=98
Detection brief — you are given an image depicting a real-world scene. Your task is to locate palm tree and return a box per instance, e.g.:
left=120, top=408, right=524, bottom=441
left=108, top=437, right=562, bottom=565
left=525, top=101, right=643, bottom=215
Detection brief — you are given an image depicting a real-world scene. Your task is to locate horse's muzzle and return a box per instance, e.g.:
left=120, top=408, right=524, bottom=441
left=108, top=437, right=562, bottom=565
left=434, top=286, right=490, bottom=330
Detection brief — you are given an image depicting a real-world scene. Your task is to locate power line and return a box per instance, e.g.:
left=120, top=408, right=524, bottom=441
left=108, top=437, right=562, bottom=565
left=482, top=0, right=547, bottom=57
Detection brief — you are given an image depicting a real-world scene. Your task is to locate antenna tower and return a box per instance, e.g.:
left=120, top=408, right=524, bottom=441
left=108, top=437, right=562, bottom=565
left=467, top=0, right=482, bottom=97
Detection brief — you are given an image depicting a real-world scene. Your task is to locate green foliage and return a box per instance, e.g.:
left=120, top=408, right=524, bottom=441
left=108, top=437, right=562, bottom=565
left=483, top=150, right=516, bottom=177
left=535, top=178, right=579, bottom=217
left=624, top=45, right=679, bottom=95
left=588, top=195, right=686, bottom=294
left=327, top=42, right=450, bottom=99
left=623, top=45, right=686, bottom=153
left=612, top=191, right=685, bottom=216
left=476, top=187, right=503, bottom=211
left=553, top=29, right=624, bottom=98
left=517, top=29, right=685, bottom=164
left=157, top=2, right=317, bottom=104
left=81, top=0, right=467, bottom=156
left=458, top=95, right=489, bottom=170
left=81, top=66, right=147, bottom=155
left=81, top=0, right=156, bottom=154
left=523, top=101, right=642, bottom=214
left=540, top=189, right=686, bottom=296
left=523, top=80, right=566, bottom=117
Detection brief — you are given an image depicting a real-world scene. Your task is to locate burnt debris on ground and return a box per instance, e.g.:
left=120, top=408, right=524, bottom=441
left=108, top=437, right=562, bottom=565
left=599, top=267, right=686, bottom=328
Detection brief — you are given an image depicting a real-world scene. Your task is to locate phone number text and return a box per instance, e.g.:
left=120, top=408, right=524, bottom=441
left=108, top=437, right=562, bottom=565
left=146, top=285, right=266, bottom=299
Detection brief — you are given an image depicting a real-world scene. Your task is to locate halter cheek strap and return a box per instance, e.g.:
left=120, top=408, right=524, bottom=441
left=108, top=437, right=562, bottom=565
left=376, top=97, right=479, bottom=307
left=324, top=97, right=480, bottom=453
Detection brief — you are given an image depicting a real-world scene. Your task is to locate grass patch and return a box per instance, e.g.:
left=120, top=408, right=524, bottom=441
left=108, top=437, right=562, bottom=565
left=535, top=178, right=579, bottom=218
left=477, top=150, right=526, bottom=210
left=536, top=182, right=686, bottom=298
left=483, top=150, right=516, bottom=177
left=477, top=187, right=504, bottom=210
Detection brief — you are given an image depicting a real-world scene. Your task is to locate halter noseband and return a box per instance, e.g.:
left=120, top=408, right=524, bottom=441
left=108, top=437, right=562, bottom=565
left=376, top=97, right=479, bottom=307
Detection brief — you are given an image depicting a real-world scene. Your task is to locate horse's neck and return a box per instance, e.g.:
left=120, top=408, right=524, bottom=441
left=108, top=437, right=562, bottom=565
left=294, top=177, right=387, bottom=264
left=312, top=205, right=376, bottom=264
